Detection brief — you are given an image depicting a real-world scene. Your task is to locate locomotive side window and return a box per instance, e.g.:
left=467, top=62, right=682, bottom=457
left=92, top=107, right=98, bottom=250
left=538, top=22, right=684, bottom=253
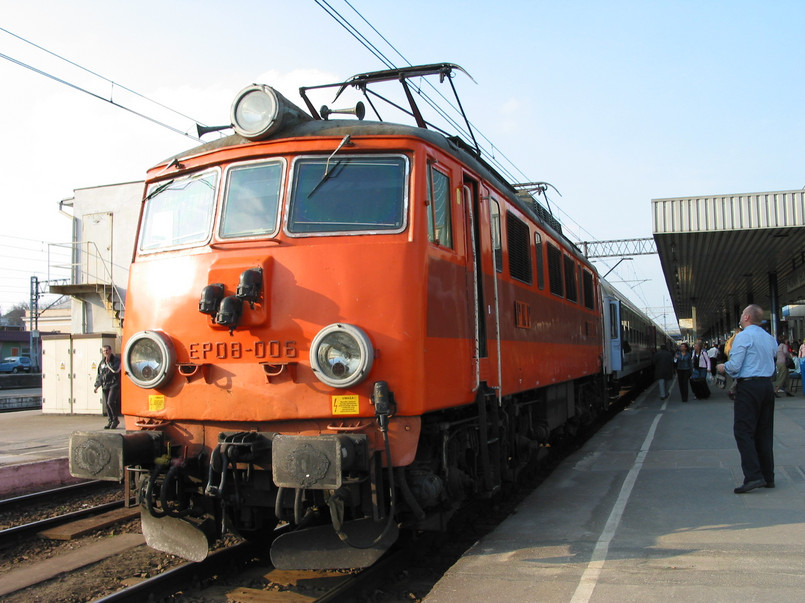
left=564, top=255, right=578, bottom=303
left=427, top=165, right=453, bottom=248
left=506, top=212, right=532, bottom=284
left=547, top=243, right=563, bottom=297
left=534, top=233, right=544, bottom=290
left=490, top=200, right=502, bottom=272
left=140, top=170, right=218, bottom=251
left=288, top=155, right=407, bottom=234
left=582, top=269, right=595, bottom=309
left=220, top=161, right=283, bottom=238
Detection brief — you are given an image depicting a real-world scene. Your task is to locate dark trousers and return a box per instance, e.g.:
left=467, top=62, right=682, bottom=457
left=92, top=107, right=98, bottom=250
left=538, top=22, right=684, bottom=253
left=101, top=384, right=120, bottom=421
left=677, top=369, right=691, bottom=401
left=733, top=379, right=775, bottom=483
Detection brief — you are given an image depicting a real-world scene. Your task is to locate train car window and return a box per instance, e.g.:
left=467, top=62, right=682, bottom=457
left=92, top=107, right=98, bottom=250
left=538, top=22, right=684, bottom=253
left=564, top=255, right=578, bottom=302
left=427, top=165, right=453, bottom=248
left=490, top=199, right=502, bottom=272
left=288, top=155, right=407, bottom=234
left=582, top=269, right=594, bottom=309
left=534, top=233, right=544, bottom=290
left=220, top=161, right=283, bottom=238
left=506, top=212, right=532, bottom=284
left=140, top=170, right=218, bottom=252
left=547, top=243, right=563, bottom=297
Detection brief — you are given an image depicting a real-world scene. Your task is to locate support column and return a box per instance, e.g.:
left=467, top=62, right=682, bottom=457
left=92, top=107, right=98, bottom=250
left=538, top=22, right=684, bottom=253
left=769, top=271, right=779, bottom=339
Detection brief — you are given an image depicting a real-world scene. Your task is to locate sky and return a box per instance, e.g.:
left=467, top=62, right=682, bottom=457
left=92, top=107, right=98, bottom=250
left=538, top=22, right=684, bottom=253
left=1, top=1, right=803, bottom=334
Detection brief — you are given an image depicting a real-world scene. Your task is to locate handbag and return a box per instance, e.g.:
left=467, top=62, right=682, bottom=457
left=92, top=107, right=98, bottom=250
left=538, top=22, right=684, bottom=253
left=786, top=356, right=795, bottom=370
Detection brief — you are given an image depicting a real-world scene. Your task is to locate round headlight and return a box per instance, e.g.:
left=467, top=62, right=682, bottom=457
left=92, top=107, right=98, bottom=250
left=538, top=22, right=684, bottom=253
left=124, top=331, right=176, bottom=389
left=231, top=85, right=280, bottom=140
left=309, top=324, right=374, bottom=388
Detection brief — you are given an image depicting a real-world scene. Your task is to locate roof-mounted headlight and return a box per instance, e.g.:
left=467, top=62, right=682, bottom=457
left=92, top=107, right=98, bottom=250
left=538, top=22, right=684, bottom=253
left=124, top=330, right=176, bottom=389
left=230, top=84, right=311, bottom=141
left=310, top=324, right=374, bottom=389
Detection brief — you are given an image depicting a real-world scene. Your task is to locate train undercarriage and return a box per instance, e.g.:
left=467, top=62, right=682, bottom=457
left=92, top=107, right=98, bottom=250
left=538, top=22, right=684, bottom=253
left=70, top=374, right=609, bottom=569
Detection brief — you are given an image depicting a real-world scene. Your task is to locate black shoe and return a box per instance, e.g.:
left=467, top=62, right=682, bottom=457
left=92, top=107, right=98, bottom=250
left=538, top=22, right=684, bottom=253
left=786, top=392, right=794, bottom=397
left=103, top=424, right=111, bottom=429
left=734, top=479, right=766, bottom=493
left=109, top=418, right=120, bottom=429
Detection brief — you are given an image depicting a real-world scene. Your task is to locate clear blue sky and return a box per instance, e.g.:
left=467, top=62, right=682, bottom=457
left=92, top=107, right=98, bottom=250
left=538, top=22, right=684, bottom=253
left=1, top=1, right=803, bottom=331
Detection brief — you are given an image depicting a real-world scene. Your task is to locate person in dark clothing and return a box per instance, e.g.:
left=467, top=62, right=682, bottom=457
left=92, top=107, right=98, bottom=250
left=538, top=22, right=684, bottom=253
left=674, top=343, right=693, bottom=402
left=654, top=345, right=675, bottom=400
left=94, top=345, right=121, bottom=429
left=717, top=304, right=778, bottom=494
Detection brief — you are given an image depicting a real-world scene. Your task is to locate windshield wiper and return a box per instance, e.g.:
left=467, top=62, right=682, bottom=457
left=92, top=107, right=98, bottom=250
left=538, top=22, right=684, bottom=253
left=308, top=135, right=352, bottom=198
left=145, top=179, right=175, bottom=200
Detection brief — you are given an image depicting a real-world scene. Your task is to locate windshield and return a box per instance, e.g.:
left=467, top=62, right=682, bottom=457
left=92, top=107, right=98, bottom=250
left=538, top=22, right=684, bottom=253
left=288, top=156, right=407, bottom=234
left=220, top=161, right=283, bottom=238
left=140, top=170, right=218, bottom=251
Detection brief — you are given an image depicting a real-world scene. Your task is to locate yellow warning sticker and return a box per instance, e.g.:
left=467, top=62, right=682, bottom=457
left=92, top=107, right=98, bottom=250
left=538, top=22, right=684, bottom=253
left=331, top=394, right=360, bottom=415
left=148, top=395, right=166, bottom=411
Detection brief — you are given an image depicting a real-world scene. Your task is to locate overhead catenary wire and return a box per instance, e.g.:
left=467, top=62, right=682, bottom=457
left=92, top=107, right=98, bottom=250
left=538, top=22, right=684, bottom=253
left=0, top=27, right=204, bottom=141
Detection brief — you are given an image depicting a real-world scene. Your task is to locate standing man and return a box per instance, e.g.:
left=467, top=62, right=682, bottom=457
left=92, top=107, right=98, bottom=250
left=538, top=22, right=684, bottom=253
left=717, top=304, right=778, bottom=493
left=707, top=342, right=719, bottom=379
left=654, top=344, right=675, bottom=400
left=94, top=345, right=121, bottom=429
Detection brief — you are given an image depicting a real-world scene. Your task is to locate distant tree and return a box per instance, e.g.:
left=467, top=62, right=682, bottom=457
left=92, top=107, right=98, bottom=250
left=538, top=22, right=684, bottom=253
left=1, top=303, right=28, bottom=327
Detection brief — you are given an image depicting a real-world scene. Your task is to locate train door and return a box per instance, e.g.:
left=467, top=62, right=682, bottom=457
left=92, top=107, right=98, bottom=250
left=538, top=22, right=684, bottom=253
left=608, top=299, right=623, bottom=371
left=463, top=181, right=483, bottom=391
left=464, top=179, right=500, bottom=393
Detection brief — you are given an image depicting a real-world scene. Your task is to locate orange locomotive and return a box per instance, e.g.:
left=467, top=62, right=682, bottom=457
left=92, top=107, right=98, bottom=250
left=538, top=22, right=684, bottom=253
left=70, top=64, right=613, bottom=569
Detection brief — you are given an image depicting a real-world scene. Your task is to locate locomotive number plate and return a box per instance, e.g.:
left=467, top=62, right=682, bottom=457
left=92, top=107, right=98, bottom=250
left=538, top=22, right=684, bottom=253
left=188, top=340, right=298, bottom=361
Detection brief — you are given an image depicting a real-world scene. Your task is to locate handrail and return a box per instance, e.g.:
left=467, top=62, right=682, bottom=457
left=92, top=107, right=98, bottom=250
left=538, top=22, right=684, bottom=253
left=47, top=241, right=126, bottom=318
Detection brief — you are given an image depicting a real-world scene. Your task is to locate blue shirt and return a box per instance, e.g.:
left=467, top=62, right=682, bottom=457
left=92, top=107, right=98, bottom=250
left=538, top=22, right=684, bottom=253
left=723, top=325, right=777, bottom=379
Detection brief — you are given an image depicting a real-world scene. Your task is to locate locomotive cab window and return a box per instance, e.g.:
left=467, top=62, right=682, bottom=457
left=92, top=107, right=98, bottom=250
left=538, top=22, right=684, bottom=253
left=220, top=160, right=284, bottom=239
left=140, top=170, right=218, bottom=252
left=288, top=155, right=407, bottom=234
left=427, top=164, right=453, bottom=248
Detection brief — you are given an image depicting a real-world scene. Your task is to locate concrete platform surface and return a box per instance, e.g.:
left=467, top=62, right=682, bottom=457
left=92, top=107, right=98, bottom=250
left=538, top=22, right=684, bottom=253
left=0, top=409, right=109, bottom=496
left=426, top=382, right=805, bottom=602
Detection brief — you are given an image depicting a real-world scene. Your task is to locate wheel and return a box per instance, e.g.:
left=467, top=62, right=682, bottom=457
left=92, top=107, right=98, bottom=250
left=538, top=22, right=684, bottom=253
left=12, top=367, right=20, bottom=374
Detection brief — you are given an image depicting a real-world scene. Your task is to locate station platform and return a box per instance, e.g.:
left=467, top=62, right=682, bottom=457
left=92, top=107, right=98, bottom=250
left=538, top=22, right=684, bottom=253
left=426, top=381, right=805, bottom=602
left=0, top=408, right=106, bottom=496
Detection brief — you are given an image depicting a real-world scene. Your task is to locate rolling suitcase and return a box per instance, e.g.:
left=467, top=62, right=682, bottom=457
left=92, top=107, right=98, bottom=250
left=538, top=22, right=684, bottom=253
left=690, top=377, right=710, bottom=399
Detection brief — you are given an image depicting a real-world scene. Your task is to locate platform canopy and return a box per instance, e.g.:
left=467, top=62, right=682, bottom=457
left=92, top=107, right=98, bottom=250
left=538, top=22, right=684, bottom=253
left=653, top=189, right=805, bottom=341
